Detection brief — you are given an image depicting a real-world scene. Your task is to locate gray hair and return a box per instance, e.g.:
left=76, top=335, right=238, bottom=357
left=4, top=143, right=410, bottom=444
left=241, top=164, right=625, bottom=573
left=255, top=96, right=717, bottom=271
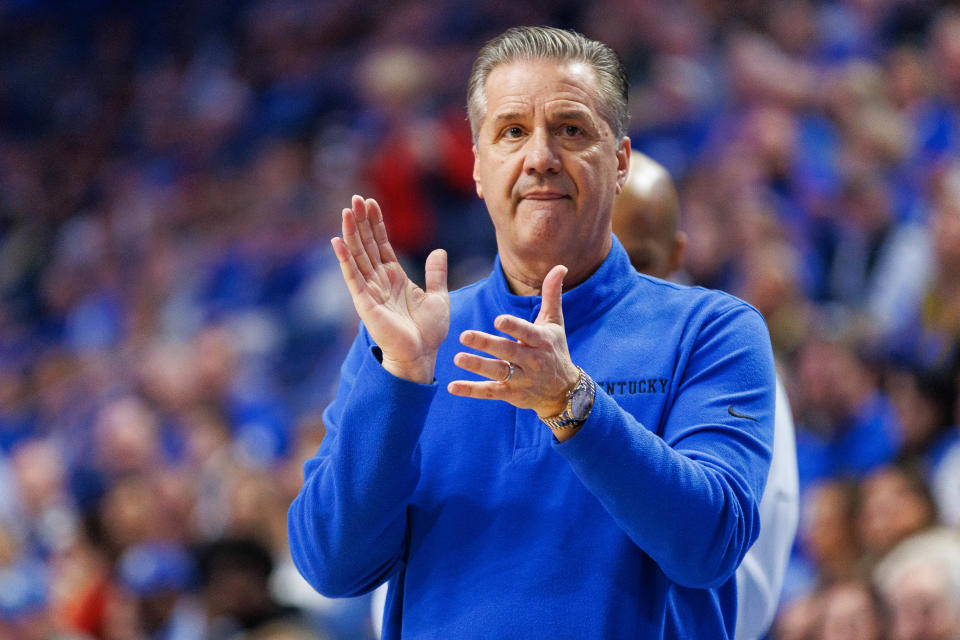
left=875, top=528, right=960, bottom=608
left=467, top=26, right=629, bottom=141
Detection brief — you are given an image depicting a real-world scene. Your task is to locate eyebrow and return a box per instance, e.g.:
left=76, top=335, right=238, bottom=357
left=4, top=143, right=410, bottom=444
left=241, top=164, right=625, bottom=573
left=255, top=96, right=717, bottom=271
left=490, top=111, right=526, bottom=127
left=490, top=108, right=595, bottom=127
left=552, top=109, right=594, bottom=124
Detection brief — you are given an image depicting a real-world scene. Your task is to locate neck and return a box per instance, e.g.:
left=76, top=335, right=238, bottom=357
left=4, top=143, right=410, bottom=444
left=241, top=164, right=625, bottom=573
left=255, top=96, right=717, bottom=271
left=499, top=235, right=612, bottom=296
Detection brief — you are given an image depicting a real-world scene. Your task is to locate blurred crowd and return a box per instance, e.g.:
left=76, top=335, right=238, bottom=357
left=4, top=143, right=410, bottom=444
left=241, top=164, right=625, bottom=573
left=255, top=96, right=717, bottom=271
left=1, top=0, right=959, bottom=638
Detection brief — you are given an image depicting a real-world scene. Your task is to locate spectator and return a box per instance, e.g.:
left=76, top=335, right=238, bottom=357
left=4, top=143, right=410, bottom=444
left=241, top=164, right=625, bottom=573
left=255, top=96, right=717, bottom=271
left=884, top=162, right=960, bottom=383
left=815, top=578, right=888, bottom=640
left=793, top=335, right=902, bottom=488
left=798, top=479, right=861, bottom=587
left=105, top=541, right=201, bottom=639
left=196, top=538, right=310, bottom=640
left=855, top=464, right=939, bottom=565
left=874, top=528, right=960, bottom=640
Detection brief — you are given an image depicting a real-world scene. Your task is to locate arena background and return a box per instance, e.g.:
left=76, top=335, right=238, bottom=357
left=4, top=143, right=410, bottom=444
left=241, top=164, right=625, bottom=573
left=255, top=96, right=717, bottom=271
left=0, top=0, right=959, bottom=638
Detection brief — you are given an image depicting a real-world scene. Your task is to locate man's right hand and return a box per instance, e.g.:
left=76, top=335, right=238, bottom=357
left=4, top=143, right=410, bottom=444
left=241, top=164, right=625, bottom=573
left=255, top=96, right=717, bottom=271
left=331, top=195, right=449, bottom=384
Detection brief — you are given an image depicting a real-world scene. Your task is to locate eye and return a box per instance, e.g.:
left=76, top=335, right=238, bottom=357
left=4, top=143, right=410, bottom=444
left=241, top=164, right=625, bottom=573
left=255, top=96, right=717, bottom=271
left=504, top=126, right=524, bottom=139
left=560, top=124, right=582, bottom=137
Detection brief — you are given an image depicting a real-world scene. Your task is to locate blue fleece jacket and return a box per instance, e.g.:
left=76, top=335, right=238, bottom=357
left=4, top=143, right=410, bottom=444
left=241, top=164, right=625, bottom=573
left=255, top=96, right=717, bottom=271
left=288, top=238, right=775, bottom=639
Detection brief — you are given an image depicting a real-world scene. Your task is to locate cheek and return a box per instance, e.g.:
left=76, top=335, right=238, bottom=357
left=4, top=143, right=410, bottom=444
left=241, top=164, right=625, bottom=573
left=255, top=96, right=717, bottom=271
left=481, top=157, right=518, bottom=193
left=577, top=152, right=620, bottom=192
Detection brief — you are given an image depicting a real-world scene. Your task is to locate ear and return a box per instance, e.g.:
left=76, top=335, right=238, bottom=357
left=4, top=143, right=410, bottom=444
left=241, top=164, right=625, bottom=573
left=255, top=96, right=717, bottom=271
left=615, top=136, right=631, bottom=195
left=472, top=145, right=484, bottom=199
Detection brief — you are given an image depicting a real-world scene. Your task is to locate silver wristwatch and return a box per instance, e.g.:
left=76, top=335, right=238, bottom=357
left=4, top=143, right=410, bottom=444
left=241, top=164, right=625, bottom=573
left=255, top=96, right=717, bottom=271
left=540, top=366, right=595, bottom=430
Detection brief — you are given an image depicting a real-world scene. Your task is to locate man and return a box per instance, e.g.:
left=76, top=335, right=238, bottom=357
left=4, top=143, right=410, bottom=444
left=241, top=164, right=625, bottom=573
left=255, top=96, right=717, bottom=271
left=610, top=151, right=687, bottom=281
left=613, top=151, right=799, bottom=640
left=288, top=27, right=775, bottom=638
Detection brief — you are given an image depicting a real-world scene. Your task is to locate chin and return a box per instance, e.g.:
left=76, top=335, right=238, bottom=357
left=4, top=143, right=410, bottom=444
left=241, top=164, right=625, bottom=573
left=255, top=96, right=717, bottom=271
left=514, top=233, right=571, bottom=267
left=516, top=206, right=566, bottom=236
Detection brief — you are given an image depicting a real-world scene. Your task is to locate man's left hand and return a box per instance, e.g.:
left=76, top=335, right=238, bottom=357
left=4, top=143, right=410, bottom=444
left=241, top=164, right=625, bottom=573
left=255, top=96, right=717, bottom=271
left=448, top=265, right=580, bottom=421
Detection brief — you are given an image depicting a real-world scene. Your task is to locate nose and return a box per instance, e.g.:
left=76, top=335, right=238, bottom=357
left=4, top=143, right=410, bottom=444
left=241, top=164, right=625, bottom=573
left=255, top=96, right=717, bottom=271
left=522, top=128, right=561, bottom=175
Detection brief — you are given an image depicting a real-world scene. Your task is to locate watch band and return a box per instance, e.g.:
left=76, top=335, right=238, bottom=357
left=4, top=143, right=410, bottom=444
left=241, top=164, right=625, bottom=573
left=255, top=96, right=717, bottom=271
left=540, top=367, right=595, bottom=430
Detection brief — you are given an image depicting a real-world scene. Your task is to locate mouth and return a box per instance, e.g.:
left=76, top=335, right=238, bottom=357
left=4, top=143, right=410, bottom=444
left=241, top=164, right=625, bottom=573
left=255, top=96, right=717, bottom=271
left=521, top=192, right=570, bottom=201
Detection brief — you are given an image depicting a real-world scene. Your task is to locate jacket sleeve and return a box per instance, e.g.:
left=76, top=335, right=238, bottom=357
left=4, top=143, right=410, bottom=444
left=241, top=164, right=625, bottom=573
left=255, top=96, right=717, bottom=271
left=287, top=326, right=436, bottom=597
left=555, top=304, right=775, bottom=589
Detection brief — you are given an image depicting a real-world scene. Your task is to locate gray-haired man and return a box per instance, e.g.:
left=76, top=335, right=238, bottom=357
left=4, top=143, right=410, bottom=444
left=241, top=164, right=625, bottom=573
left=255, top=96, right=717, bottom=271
left=289, top=27, right=775, bottom=639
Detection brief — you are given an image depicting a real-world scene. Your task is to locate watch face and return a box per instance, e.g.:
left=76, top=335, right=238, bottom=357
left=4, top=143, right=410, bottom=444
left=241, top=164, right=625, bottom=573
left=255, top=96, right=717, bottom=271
left=570, top=383, right=592, bottom=420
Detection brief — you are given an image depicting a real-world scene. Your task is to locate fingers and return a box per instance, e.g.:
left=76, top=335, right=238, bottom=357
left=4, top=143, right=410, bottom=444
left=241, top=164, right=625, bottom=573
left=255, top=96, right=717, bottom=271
left=365, top=198, right=399, bottom=265
left=331, top=236, right=369, bottom=305
left=459, top=329, right=524, bottom=364
left=342, top=205, right=376, bottom=279
left=424, top=249, right=448, bottom=296
left=473, top=309, right=558, bottom=352
left=492, top=314, right=544, bottom=347
left=352, top=195, right=383, bottom=269
left=453, top=352, right=511, bottom=381
left=536, top=264, right=567, bottom=327
left=447, top=379, right=509, bottom=400
left=340, top=195, right=400, bottom=279
left=485, top=264, right=566, bottom=346
left=451, top=315, right=574, bottom=413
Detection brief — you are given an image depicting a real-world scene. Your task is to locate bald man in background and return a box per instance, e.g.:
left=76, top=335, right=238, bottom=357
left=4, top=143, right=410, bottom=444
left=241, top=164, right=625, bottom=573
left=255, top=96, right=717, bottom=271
left=612, top=151, right=799, bottom=640
left=612, top=152, right=688, bottom=281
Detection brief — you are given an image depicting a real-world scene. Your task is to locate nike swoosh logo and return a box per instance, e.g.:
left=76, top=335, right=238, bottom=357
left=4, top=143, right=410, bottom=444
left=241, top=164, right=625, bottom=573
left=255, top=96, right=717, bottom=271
left=728, top=406, right=758, bottom=422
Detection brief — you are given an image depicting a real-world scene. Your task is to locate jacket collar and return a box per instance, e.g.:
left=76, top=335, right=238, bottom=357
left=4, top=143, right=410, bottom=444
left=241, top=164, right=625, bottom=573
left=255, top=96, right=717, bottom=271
left=485, top=235, right=636, bottom=331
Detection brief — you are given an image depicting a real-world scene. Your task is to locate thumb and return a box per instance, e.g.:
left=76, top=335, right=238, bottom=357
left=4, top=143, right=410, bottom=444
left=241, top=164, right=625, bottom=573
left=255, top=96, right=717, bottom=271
left=424, top=248, right=448, bottom=296
left=536, top=265, right=567, bottom=326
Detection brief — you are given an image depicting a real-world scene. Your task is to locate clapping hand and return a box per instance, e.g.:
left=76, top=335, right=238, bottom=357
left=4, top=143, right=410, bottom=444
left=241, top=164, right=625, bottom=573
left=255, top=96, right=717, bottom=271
left=448, top=264, right=580, bottom=436
left=331, top=195, right=449, bottom=384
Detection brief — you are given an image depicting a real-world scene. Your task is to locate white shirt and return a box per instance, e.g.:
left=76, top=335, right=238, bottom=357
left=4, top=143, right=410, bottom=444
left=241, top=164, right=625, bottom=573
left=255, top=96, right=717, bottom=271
left=735, top=376, right=800, bottom=639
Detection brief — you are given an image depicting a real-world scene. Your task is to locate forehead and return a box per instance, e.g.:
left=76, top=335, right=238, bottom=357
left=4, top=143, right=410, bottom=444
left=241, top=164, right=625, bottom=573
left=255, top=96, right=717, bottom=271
left=480, top=59, right=604, bottom=124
